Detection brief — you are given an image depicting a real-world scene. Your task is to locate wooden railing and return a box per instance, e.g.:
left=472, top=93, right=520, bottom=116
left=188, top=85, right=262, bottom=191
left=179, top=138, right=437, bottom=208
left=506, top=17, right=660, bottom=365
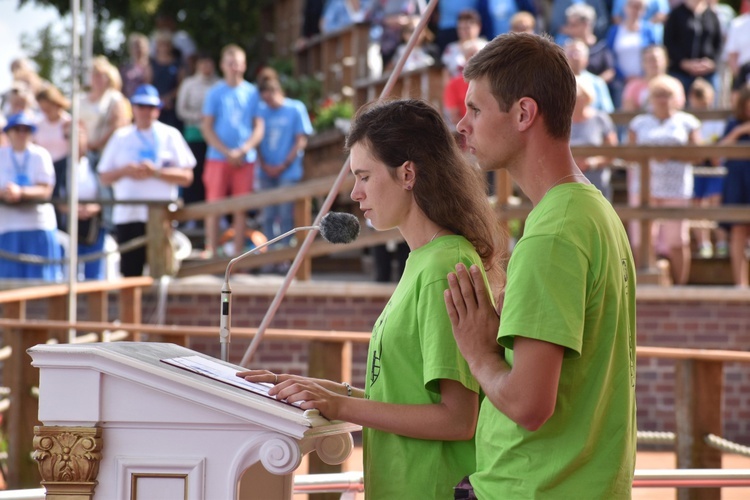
left=0, top=277, right=152, bottom=489
left=637, top=346, right=750, bottom=500
left=354, top=65, right=445, bottom=110
left=294, top=23, right=372, bottom=103
left=1, top=314, right=749, bottom=497
left=495, top=144, right=750, bottom=281
left=160, top=143, right=750, bottom=282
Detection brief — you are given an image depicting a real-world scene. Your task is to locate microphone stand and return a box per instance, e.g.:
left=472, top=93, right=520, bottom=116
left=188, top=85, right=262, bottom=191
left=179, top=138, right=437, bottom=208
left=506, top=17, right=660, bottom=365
left=220, top=226, right=317, bottom=361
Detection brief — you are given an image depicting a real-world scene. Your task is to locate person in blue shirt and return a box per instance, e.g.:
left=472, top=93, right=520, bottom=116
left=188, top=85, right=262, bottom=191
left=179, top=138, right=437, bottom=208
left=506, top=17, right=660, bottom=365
left=200, top=44, right=264, bottom=258
left=321, top=0, right=369, bottom=33
left=256, top=78, right=313, bottom=252
left=565, top=38, right=615, bottom=113
left=483, top=0, right=536, bottom=38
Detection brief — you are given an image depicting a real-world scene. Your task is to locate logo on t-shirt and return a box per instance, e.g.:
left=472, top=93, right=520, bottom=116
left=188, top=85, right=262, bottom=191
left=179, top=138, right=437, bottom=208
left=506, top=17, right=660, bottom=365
left=369, top=302, right=392, bottom=386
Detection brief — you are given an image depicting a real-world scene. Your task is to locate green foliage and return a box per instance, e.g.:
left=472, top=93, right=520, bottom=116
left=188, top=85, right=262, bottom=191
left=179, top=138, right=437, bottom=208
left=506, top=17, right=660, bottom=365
left=21, top=23, right=71, bottom=92
left=20, top=0, right=272, bottom=73
left=313, top=99, right=354, bottom=132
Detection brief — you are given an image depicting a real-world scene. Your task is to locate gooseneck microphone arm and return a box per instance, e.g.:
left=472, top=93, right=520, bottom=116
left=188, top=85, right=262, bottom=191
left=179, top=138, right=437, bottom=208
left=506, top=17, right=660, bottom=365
left=221, top=212, right=359, bottom=362
left=220, top=226, right=317, bottom=361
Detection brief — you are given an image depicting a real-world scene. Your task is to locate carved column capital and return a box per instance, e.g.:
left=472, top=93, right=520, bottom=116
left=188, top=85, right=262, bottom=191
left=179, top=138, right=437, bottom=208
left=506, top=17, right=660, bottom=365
left=33, top=426, right=102, bottom=499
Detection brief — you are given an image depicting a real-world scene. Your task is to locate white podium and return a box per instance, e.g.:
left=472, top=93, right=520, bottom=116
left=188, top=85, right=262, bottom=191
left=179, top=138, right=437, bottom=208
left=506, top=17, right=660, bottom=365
left=28, top=342, right=360, bottom=500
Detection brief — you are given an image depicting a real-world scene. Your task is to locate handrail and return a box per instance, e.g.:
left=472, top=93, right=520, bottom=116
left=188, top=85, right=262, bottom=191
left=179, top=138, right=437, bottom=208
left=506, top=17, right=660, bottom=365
left=609, top=109, right=734, bottom=126
left=637, top=346, right=750, bottom=363
left=0, top=319, right=372, bottom=343
left=170, top=174, right=354, bottom=223
left=0, top=277, right=153, bottom=303
left=570, top=144, right=750, bottom=160
left=497, top=205, right=750, bottom=223
left=175, top=227, right=401, bottom=277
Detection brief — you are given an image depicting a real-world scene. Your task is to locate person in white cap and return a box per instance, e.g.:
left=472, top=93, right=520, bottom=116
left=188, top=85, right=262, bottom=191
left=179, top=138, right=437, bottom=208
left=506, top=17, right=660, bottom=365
left=0, top=112, right=61, bottom=280
left=97, top=84, right=196, bottom=277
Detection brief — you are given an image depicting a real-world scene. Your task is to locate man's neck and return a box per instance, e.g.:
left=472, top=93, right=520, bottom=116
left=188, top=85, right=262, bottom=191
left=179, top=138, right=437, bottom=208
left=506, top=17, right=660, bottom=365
left=224, top=75, right=244, bottom=87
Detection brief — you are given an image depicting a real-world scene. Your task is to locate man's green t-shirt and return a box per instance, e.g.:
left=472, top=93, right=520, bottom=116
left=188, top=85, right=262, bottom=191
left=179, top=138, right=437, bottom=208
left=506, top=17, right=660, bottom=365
left=472, top=183, right=637, bottom=499
left=363, top=235, right=485, bottom=499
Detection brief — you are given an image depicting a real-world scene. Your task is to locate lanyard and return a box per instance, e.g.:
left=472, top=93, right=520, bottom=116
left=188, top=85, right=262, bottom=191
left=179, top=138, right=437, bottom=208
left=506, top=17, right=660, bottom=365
left=135, top=128, right=160, bottom=163
left=10, top=149, right=31, bottom=185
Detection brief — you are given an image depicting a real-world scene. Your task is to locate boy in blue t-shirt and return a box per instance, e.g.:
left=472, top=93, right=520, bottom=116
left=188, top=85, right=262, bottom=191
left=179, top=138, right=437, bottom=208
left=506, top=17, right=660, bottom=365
left=256, top=78, right=313, bottom=249
left=200, top=44, right=263, bottom=257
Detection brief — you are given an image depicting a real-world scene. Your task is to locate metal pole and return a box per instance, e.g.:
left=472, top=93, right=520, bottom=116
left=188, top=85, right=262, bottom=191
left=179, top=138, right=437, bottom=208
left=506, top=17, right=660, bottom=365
left=67, top=0, right=81, bottom=342
left=239, top=0, right=440, bottom=367
left=83, top=0, right=94, bottom=87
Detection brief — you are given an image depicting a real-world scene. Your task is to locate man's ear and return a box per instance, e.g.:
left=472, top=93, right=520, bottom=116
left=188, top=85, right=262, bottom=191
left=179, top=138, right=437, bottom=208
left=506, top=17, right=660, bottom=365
left=516, top=97, right=539, bottom=132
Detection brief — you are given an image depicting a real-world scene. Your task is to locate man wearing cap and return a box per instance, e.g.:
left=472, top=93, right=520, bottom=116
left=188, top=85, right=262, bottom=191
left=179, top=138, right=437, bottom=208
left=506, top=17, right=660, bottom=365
left=0, top=112, right=62, bottom=280
left=201, top=44, right=264, bottom=258
left=98, top=84, right=196, bottom=277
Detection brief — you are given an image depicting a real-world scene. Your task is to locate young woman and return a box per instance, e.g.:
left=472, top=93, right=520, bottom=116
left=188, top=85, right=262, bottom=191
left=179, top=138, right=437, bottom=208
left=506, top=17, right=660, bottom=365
left=238, top=99, right=504, bottom=498
left=0, top=112, right=61, bottom=280
left=34, top=85, right=72, bottom=229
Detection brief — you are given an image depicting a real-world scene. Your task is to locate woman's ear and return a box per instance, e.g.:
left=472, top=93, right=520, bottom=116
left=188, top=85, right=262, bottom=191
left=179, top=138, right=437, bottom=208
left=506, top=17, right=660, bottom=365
left=401, top=160, right=416, bottom=190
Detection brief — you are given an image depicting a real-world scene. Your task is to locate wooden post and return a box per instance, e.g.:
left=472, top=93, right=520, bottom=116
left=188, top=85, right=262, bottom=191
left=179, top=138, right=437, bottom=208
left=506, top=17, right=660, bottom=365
left=47, top=295, right=68, bottom=343
left=307, top=340, right=353, bottom=500
left=120, top=286, right=143, bottom=341
left=5, top=295, right=45, bottom=488
left=296, top=196, right=313, bottom=281
left=638, top=159, right=652, bottom=271
left=674, top=359, right=723, bottom=500
left=87, top=290, right=109, bottom=324
left=146, top=205, right=172, bottom=279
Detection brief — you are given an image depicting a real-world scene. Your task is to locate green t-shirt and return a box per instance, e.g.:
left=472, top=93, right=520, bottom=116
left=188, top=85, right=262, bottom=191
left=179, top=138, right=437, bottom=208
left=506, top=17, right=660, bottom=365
left=363, top=235, right=484, bottom=499
left=472, top=183, right=637, bottom=499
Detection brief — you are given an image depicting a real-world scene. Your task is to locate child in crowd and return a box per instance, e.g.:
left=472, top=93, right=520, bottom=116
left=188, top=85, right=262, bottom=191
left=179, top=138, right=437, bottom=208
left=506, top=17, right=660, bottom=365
left=688, top=78, right=728, bottom=259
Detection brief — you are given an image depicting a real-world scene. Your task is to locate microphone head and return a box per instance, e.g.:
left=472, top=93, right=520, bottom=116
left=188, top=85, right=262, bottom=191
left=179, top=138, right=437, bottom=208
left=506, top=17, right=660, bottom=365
left=319, top=212, right=360, bottom=244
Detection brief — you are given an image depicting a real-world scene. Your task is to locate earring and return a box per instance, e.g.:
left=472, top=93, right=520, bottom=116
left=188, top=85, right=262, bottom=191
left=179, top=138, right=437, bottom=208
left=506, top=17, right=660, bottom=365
left=406, top=185, right=413, bottom=190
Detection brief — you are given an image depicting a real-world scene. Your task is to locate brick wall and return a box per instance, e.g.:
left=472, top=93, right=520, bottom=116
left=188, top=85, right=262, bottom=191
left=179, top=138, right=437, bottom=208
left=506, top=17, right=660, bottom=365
left=160, top=278, right=750, bottom=446
left=7, top=277, right=750, bottom=445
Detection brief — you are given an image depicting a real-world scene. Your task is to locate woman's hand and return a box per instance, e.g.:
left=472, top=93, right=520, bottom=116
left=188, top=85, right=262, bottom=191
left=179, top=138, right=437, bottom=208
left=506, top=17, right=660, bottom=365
left=236, top=369, right=349, bottom=419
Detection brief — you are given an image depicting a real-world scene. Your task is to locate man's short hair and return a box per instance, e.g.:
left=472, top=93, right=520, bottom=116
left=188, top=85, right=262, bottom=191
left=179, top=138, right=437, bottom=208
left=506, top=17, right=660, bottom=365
left=463, top=33, right=576, bottom=139
left=221, top=44, right=245, bottom=60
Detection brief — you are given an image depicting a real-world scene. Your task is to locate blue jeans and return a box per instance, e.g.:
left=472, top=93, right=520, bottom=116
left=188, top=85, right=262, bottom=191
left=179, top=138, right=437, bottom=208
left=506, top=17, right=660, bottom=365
left=259, top=176, right=298, bottom=247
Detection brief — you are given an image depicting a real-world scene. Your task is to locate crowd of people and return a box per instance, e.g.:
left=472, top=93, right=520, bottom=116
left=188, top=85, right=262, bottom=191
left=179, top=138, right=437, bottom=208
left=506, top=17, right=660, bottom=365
left=0, top=24, right=314, bottom=280
left=302, top=0, right=750, bottom=285
left=1, top=1, right=749, bottom=286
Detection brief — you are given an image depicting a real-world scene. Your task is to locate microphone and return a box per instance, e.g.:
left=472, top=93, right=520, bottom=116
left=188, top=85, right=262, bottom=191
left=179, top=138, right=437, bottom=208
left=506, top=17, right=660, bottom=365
left=219, top=212, right=360, bottom=361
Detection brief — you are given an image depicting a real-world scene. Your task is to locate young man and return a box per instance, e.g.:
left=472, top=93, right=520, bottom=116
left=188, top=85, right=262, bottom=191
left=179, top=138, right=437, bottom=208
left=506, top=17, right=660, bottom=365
left=98, top=84, right=195, bottom=277
left=201, top=44, right=264, bottom=257
left=256, top=78, right=313, bottom=254
left=444, top=33, right=637, bottom=499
